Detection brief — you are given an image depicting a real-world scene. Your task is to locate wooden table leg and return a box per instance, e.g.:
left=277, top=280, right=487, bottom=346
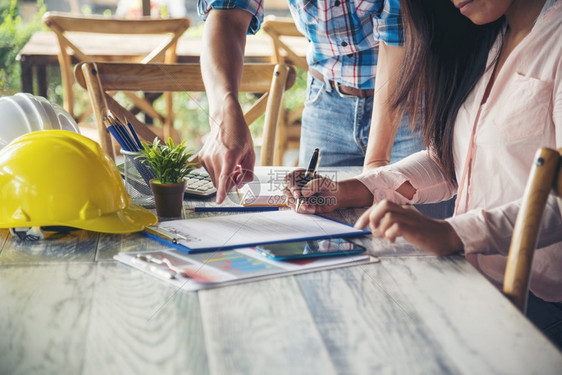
left=19, top=56, right=34, bottom=94
left=37, top=64, right=47, bottom=98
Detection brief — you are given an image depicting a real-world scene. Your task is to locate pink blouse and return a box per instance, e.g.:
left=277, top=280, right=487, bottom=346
left=357, top=2, right=562, bottom=301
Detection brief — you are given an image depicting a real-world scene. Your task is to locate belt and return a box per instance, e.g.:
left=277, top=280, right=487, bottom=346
left=309, top=68, right=374, bottom=98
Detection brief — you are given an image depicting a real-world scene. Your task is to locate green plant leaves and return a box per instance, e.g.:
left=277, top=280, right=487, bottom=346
left=136, top=137, right=197, bottom=184
left=0, top=0, right=46, bottom=94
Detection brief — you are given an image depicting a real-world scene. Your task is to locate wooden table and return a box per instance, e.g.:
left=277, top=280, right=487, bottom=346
left=1, top=167, right=561, bottom=374
left=17, top=31, right=308, bottom=97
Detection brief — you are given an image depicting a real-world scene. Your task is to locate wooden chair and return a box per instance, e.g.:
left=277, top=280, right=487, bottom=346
left=74, top=61, right=296, bottom=165
left=262, top=16, right=308, bottom=165
left=504, top=147, right=562, bottom=312
left=42, top=11, right=190, bottom=141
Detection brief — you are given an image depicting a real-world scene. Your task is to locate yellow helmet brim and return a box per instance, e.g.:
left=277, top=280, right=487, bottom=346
left=63, top=203, right=158, bottom=234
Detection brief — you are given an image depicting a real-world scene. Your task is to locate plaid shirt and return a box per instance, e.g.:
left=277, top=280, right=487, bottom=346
left=198, top=0, right=403, bottom=89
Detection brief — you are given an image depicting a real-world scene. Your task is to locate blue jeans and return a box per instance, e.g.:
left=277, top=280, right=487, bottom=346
left=299, top=73, right=455, bottom=219
left=299, top=74, right=424, bottom=167
left=527, top=292, right=562, bottom=351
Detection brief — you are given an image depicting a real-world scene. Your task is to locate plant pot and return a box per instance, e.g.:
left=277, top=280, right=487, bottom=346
left=149, top=179, right=187, bottom=218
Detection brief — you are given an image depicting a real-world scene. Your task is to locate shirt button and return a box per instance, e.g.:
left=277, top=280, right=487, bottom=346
left=341, top=41, right=348, bottom=47
left=335, top=0, right=341, bottom=5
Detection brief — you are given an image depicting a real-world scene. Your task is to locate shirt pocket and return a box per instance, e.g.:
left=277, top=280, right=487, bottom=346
left=493, top=73, right=553, bottom=142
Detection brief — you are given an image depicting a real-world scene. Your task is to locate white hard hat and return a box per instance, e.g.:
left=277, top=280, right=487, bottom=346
left=0, top=93, right=79, bottom=150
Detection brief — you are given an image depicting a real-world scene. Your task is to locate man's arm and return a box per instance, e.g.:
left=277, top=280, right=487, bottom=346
left=363, top=42, right=405, bottom=170
left=199, top=9, right=254, bottom=204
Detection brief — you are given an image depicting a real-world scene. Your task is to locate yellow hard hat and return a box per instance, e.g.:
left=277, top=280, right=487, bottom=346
left=0, top=130, right=157, bottom=233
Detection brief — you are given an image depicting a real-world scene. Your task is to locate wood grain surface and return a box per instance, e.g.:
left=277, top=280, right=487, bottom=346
left=1, top=168, right=561, bottom=375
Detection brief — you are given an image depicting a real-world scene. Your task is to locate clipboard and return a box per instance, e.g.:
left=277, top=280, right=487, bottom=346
left=143, top=210, right=370, bottom=253
left=114, top=247, right=378, bottom=291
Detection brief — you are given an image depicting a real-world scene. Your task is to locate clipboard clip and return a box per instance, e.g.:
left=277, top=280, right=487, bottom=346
left=144, top=226, right=194, bottom=244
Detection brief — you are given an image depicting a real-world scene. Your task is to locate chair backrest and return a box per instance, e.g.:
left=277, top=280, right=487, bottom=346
left=504, top=147, right=562, bottom=312
left=262, top=16, right=308, bottom=69
left=42, top=11, right=190, bottom=138
left=261, top=16, right=307, bottom=165
left=74, top=61, right=296, bottom=165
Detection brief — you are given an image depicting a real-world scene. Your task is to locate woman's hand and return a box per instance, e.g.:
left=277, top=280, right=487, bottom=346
left=283, top=169, right=341, bottom=213
left=283, top=170, right=373, bottom=214
left=355, top=199, right=463, bottom=255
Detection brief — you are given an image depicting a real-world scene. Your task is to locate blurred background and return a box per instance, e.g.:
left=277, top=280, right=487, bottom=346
left=0, top=0, right=303, bottom=162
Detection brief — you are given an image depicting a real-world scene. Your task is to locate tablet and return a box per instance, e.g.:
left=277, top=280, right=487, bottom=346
left=256, top=238, right=366, bottom=260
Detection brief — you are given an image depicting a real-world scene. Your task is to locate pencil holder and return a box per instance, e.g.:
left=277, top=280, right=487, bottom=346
left=121, top=149, right=156, bottom=207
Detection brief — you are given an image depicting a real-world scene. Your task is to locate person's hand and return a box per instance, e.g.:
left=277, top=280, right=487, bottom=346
left=354, top=199, right=463, bottom=255
left=199, top=107, right=255, bottom=204
left=283, top=169, right=341, bottom=214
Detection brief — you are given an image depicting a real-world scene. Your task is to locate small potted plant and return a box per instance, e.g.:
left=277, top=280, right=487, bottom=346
left=137, top=137, right=197, bottom=218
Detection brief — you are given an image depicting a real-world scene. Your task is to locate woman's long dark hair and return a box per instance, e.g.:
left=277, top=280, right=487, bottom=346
left=393, top=0, right=504, bottom=182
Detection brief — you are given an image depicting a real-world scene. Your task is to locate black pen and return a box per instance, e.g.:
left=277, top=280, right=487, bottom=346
left=186, top=206, right=279, bottom=212
left=297, top=148, right=320, bottom=212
